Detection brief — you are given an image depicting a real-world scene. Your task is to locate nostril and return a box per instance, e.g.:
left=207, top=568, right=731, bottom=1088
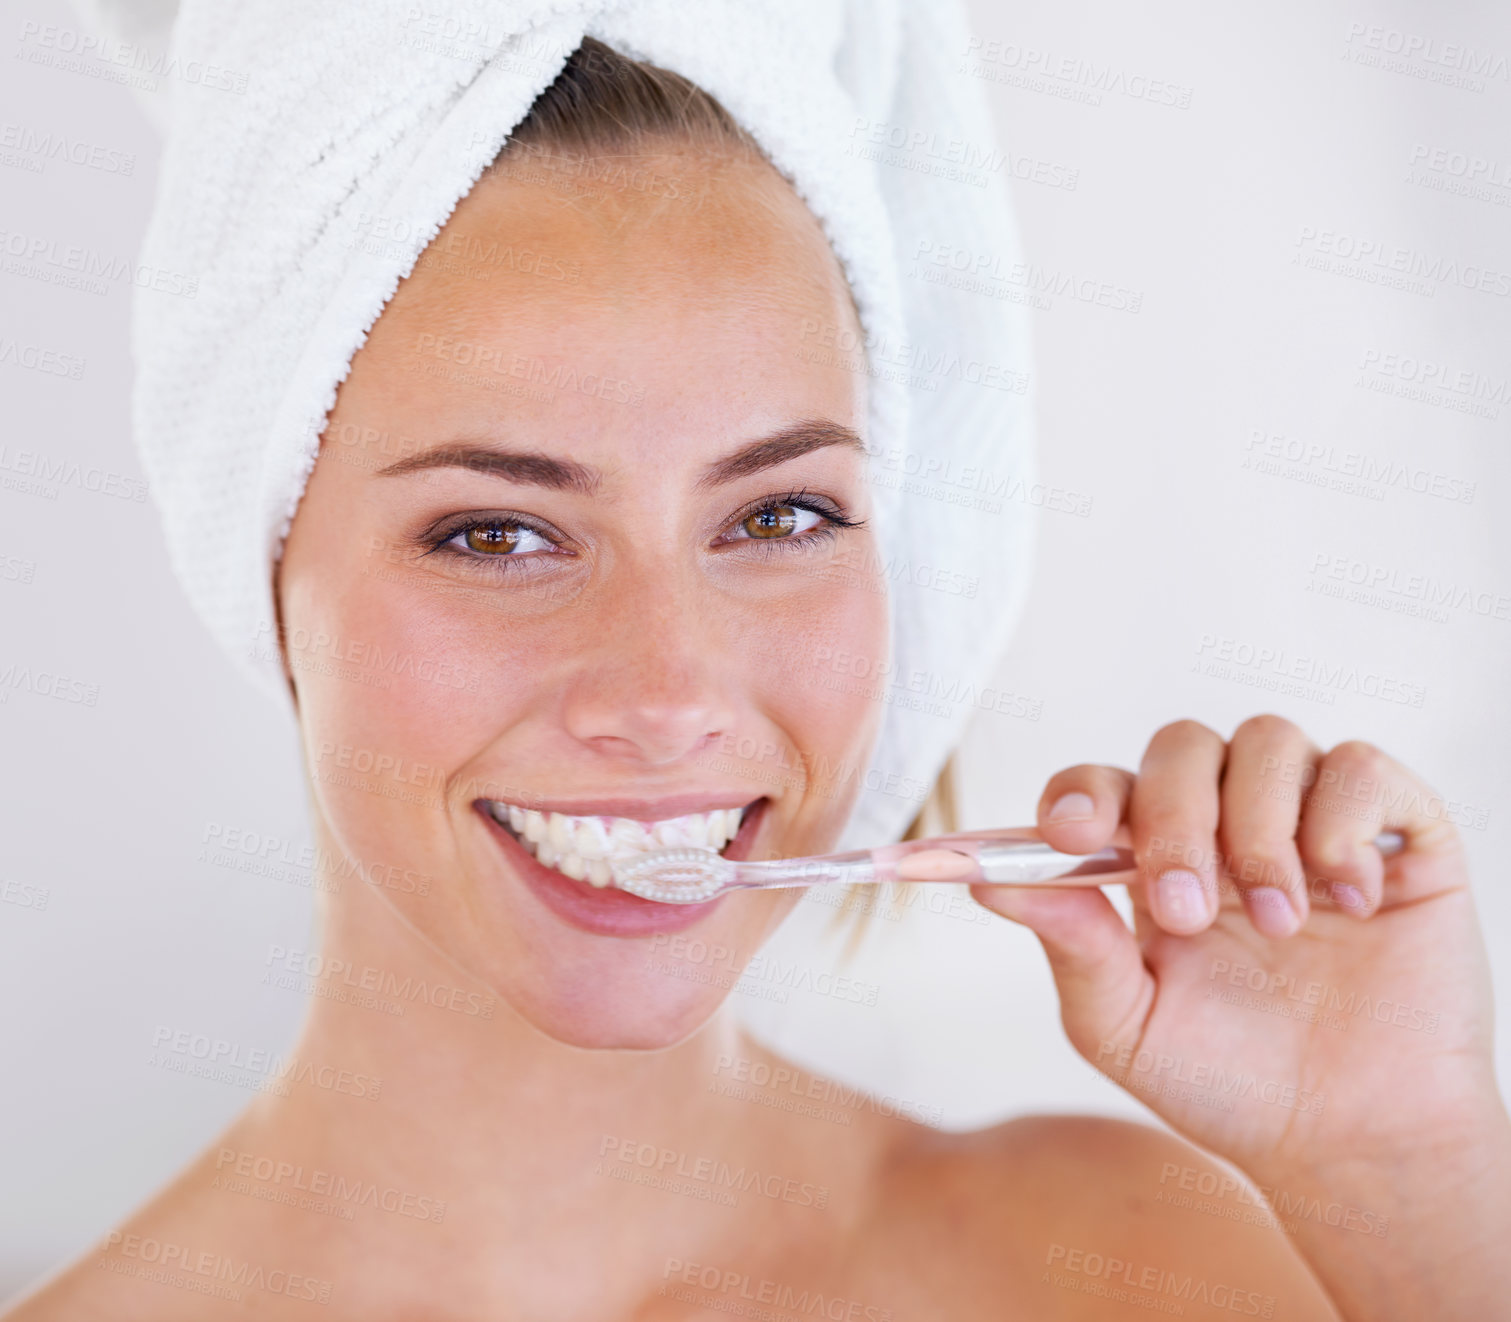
left=560, top=668, right=738, bottom=765
left=573, top=726, right=729, bottom=767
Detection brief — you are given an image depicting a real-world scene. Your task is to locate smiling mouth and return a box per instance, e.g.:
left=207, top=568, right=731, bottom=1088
left=482, top=801, right=753, bottom=889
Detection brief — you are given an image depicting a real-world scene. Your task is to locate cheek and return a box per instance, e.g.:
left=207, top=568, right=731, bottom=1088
left=733, top=551, right=890, bottom=798
left=284, top=550, right=518, bottom=844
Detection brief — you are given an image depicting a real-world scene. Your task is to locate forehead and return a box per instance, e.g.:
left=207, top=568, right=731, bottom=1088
left=345, top=149, right=868, bottom=469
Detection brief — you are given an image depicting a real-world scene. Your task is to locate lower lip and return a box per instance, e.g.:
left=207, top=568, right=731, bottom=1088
left=476, top=800, right=767, bottom=938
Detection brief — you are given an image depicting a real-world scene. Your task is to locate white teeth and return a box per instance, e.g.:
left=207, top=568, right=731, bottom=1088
left=573, top=817, right=609, bottom=859
left=651, top=819, right=691, bottom=849
left=609, top=817, right=650, bottom=851
left=489, top=802, right=750, bottom=886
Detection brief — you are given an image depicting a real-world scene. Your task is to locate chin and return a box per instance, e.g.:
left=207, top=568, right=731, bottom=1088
left=453, top=885, right=793, bottom=1051
left=502, top=959, right=737, bottom=1051
left=434, top=795, right=799, bottom=1051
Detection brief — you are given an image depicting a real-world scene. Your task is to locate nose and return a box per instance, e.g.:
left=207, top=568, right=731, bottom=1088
left=560, top=573, right=740, bottom=766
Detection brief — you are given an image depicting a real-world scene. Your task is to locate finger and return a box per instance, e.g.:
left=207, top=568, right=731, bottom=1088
left=1218, top=714, right=1323, bottom=939
left=1298, top=740, right=1467, bottom=917
left=1131, top=720, right=1227, bottom=935
left=971, top=883, right=1154, bottom=1067
left=1037, top=765, right=1135, bottom=855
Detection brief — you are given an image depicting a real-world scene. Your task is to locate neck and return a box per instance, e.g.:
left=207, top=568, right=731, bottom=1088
left=228, top=864, right=870, bottom=1314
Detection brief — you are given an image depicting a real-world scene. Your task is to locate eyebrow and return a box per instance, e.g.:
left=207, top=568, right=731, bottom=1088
left=370, top=418, right=866, bottom=491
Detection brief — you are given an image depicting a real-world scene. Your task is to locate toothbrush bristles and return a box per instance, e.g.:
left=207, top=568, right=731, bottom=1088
left=610, top=847, right=729, bottom=904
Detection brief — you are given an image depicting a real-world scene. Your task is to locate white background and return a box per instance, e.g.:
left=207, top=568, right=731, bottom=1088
left=2, top=0, right=1508, bottom=1297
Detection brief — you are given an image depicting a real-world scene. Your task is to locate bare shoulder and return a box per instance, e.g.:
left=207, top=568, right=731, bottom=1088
left=0, top=1227, right=208, bottom=1322
left=0, top=1223, right=192, bottom=1322
left=0, top=1140, right=332, bottom=1322
left=2, top=1192, right=238, bottom=1322
left=858, top=1112, right=1342, bottom=1321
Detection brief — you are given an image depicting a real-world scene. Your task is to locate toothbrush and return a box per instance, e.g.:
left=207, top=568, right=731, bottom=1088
left=609, top=827, right=1407, bottom=905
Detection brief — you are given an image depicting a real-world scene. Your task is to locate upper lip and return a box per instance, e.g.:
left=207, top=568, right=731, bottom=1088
left=474, top=792, right=765, bottom=821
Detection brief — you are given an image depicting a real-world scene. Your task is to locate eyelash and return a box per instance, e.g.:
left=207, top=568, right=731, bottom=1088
left=420, top=489, right=864, bottom=574
left=724, top=488, right=866, bottom=555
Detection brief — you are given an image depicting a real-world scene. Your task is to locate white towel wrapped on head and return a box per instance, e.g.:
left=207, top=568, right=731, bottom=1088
left=126, top=0, right=1037, bottom=848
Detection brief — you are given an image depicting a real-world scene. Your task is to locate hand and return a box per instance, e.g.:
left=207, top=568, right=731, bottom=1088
left=971, top=716, right=1506, bottom=1186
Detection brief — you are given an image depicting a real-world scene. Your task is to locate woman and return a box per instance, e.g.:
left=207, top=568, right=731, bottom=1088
left=8, top=29, right=1509, bottom=1322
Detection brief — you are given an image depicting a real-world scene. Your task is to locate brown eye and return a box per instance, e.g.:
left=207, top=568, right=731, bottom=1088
left=742, top=505, right=799, bottom=539
left=465, top=523, right=523, bottom=554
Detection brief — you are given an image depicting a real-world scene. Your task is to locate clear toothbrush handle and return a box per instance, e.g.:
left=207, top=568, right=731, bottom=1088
left=972, top=841, right=1133, bottom=884
left=869, top=832, right=1132, bottom=886
left=868, top=828, right=1404, bottom=888
left=727, top=829, right=1407, bottom=891
left=969, top=830, right=1404, bottom=884
left=849, top=829, right=1130, bottom=887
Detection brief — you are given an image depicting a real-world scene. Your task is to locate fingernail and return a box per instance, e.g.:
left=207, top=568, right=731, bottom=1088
left=1332, top=882, right=1366, bottom=912
left=1248, top=886, right=1299, bottom=937
left=1047, top=792, right=1097, bottom=824
left=1154, top=869, right=1208, bottom=930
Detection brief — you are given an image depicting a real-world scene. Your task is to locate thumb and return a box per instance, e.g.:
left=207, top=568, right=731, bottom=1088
left=971, top=883, right=1155, bottom=1068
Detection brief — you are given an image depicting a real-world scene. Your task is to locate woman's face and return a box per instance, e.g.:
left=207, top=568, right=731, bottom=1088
left=277, top=145, right=889, bottom=1049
